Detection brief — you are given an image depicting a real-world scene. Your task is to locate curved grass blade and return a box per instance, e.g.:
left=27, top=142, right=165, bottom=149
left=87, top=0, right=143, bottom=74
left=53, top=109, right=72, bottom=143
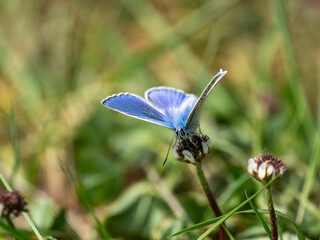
left=223, top=225, right=236, bottom=240
left=168, top=216, right=222, bottom=238
left=169, top=208, right=304, bottom=240
left=239, top=210, right=305, bottom=240
left=245, top=190, right=271, bottom=239
left=197, top=179, right=278, bottom=240
left=169, top=209, right=304, bottom=240
left=169, top=178, right=279, bottom=239
left=168, top=179, right=273, bottom=239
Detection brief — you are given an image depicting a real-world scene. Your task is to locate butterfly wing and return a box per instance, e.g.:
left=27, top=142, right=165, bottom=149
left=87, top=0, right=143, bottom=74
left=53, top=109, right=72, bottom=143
left=145, top=87, right=198, bottom=130
left=101, top=93, right=174, bottom=129
left=185, top=69, right=227, bottom=129
left=145, top=87, right=192, bottom=110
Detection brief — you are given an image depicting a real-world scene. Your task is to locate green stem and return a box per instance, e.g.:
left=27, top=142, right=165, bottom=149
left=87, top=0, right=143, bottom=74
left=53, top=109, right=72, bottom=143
left=5, top=216, right=15, bottom=229
left=265, top=185, right=278, bottom=240
left=196, top=161, right=227, bottom=240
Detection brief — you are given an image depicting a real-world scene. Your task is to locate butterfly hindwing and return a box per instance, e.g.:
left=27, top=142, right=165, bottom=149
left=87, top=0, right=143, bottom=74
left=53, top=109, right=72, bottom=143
left=145, top=87, right=190, bottom=110
left=101, top=93, right=174, bottom=129
left=145, top=87, right=197, bottom=130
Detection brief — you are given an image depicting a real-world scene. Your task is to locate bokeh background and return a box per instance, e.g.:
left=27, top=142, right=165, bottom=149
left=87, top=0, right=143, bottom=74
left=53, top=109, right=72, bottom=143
left=0, top=0, right=320, bottom=239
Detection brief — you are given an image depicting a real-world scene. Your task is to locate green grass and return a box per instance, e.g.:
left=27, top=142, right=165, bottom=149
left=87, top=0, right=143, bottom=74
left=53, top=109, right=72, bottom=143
left=0, top=0, right=319, bottom=239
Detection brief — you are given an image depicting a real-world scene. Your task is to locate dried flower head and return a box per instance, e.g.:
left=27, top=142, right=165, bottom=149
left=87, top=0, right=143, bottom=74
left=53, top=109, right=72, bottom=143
left=0, top=190, right=28, bottom=218
left=173, top=135, right=212, bottom=165
left=247, top=154, right=286, bottom=184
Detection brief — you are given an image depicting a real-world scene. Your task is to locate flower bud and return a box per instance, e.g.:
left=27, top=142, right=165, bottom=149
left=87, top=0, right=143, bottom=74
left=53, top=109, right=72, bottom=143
left=173, top=135, right=212, bottom=165
left=247, top=154, right=286, bottom=184
left=0, top=190, right=28, bottom=218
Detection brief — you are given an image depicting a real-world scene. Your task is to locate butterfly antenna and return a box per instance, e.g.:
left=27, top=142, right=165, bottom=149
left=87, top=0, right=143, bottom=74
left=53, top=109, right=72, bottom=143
left=162, top=133, right=176, bottom=166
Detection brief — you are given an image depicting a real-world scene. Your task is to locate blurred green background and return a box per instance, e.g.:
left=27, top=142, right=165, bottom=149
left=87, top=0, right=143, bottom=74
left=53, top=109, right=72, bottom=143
left=0, top=0, right=319, bottom=239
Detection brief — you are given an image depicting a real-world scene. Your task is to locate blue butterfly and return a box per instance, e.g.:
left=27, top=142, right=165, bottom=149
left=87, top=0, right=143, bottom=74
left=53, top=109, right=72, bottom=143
left=101, top=69, right=227, bottom=163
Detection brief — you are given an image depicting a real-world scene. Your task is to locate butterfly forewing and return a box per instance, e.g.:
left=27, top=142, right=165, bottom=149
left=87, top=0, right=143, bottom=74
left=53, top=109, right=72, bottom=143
left=101, top=93, right=174, bottom=129
left=185, top=69, right=227, bottom=129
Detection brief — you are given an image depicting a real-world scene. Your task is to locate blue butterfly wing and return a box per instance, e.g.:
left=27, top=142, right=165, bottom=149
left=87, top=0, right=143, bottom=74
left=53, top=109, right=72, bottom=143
left=185, top=69, right=227, bottom=129
left=145, top=87, right=188, bottom=110
left=145, top=87, right=197, bottom=130
left=101, top=93, right=174, bottom=129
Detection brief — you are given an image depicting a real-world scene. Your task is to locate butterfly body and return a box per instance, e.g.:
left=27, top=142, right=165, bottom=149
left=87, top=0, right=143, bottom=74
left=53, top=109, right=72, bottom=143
left=101, top=69, right=227, bottom=141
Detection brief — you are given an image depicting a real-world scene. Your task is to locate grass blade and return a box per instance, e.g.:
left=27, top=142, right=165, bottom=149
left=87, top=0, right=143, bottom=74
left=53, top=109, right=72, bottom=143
left=169, top=178, right=279, bottom=239
left=168, top=217, right=222, bottom=238
left=245, top=191, right=271, bottom=239
left=223, top=225, right=236, bottom=240
left=169, top=207, right=304, bottom=240
left=197, top=179, right=278, bottom=240
left=239, top=210, right=305, bottom=240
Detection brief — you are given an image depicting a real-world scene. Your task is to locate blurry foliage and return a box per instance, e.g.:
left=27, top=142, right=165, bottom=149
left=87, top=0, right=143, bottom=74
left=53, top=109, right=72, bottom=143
left=0, top=0, right=320, bottom=239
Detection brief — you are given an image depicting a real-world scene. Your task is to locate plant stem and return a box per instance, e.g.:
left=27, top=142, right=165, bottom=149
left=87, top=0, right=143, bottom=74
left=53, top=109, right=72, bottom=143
left=5, top=216, right=15, bottom=229
left=196, top=161, right=227, bottom=240
left=265, top=185, right=278, bottom=240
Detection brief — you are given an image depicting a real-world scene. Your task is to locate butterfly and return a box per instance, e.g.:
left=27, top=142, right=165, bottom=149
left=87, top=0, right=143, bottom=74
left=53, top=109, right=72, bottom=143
left=101, top=69, right=227, bottom=163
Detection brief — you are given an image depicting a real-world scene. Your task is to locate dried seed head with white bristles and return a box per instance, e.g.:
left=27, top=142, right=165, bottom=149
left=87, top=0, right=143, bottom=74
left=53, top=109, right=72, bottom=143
left=247, top=154, right=286, bottom=184
left=172, top=135, right=212, bottom=165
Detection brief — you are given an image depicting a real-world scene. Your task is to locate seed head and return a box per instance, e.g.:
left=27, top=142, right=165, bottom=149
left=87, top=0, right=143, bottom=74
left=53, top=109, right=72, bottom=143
left=0, top=190, right=28, bottom=218
left=173, top=135, right=212, bottom=165
left=247, top=154, right=286, bottom=184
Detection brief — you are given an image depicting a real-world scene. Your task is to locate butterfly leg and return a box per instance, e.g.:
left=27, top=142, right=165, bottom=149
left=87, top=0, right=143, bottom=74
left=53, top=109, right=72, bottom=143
left=162, top=134, right=178, bottom=166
